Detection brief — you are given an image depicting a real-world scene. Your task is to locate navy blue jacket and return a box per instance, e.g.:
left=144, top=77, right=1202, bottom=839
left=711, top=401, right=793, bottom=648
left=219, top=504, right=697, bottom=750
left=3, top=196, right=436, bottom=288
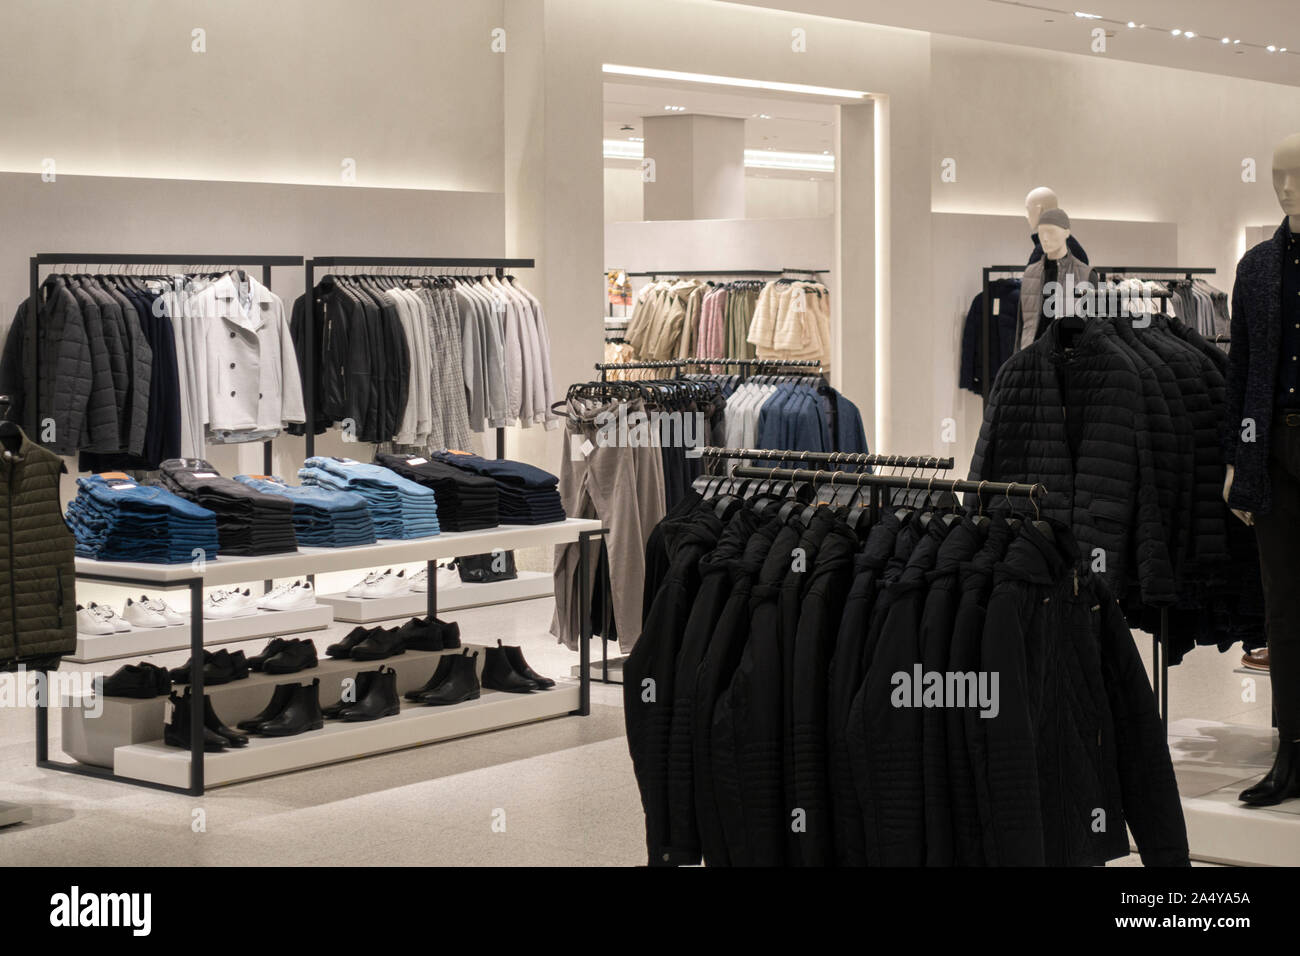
left=1226, top=219, right=1294, bottom=514
left=959, top=279, right=1021, bottom=394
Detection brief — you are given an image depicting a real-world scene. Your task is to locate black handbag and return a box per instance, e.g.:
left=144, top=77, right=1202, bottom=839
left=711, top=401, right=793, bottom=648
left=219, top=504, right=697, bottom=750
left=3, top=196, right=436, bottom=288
left=454, top=551, right=517, bottom=584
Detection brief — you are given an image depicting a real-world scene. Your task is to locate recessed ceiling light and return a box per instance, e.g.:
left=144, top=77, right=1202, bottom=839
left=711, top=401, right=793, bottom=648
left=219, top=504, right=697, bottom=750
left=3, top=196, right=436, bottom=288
left=1234, top=39, right=1241, bottom=43
left=1073, top=11, right=1101, bottom=19
left=1268, top=45, right=1277, bottom=52
left=1184, top=32, right=1195, bottom=39
left=1127, top=21, right=1136, bottom=28
left=1171, top=29, right=1182, bottom=36
left=663, top=104, right=686, bottom=111
left=1283, top=47, right=1289, bottom=52
left=1221, top=37, right=1230, bottom=44
left=628, top=136, right=643, bottom=142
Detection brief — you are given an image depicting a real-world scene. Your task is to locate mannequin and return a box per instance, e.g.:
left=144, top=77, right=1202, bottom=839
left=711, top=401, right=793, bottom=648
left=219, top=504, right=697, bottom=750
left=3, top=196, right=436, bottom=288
left=1223, top=131, right=1300, bottom=806
left=1015, top=208, right=1092, bottom=351
left=1025, top=186, right=1089, bottom=265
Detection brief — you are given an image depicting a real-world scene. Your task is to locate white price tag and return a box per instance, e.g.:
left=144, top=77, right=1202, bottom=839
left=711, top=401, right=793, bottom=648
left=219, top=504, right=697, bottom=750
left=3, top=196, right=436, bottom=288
left=992, top=299, right=1001, bottom=316
left=110, top=483, right=137, bottom=490
left=406, top=457, right=427, bottom=465
left=193, top=472, right=218, bottom=478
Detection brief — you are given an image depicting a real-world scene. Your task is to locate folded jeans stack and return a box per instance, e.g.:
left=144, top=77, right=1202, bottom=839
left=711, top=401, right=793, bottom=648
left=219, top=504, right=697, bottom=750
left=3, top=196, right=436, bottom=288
left=425, top=451, right=565, bottom=525
left=234, top=475, right=377, bottom=547
left=65, top=475, right=220, bottom=564
left=373, top=453, right=500, bottom=531
left=159, top=458, right=298, bottom=556
left=299, top=457, right=439, bottom=539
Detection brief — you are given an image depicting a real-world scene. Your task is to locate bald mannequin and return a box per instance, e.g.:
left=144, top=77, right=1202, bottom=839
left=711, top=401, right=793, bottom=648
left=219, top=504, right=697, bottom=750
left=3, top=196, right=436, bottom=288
left=1224, top=131, right=1300, bottom=807
left=1025, top=186, right=1059, bottom=230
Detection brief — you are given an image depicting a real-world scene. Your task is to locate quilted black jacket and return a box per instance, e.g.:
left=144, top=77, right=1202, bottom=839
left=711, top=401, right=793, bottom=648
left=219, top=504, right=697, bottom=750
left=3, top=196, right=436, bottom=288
left=968, top=319, right=1175, bottom=606
left=1225, top=219, right=1291, bottom=514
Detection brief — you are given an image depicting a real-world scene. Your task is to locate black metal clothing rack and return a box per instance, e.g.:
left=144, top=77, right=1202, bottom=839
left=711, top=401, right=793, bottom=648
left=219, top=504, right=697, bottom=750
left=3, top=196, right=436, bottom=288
left=977, top=264, right=1217, bottom=400
left=28, top=253, right=303, bottom=475
left=594, top=357, right=823, bottom=382
left=304, top=256, right=535, bottom=460
left=698, top=446, right=954, bottom=471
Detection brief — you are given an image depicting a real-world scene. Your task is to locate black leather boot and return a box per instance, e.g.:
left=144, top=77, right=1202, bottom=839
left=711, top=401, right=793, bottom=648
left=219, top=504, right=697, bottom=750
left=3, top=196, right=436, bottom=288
left=323, top=669, right=379, bottom=718
left=415, top=650, right=480, bottom=706
left=238, top=682, right=295, bottom=731
left=163, top=692, right=227, bottom=752
left=338, top=667, right=400, bottom=721
left=501, top=641, right=554, bottom=689
left=202, top=691, right=248, bottom=747
left=481, top=644, right=536, bottom=693
left=405, top=655, right=456, bottom=701
left=258, top=679, right=324, bottom=736
left=1239, top=739, right=1300, bottom=806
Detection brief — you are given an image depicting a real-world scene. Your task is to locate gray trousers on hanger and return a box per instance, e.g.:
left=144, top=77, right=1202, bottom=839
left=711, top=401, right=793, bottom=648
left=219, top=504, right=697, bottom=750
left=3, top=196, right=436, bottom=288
left=551, top=397, right=666, bottom=653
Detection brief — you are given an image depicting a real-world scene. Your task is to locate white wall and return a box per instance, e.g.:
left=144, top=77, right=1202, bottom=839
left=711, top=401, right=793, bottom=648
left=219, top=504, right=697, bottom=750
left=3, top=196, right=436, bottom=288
left=605, top=217, right=833, bottom=274
left=0, top=0, right=506, bottom=192
left=929, top=34, right=1300, bottom=289
left=605, top=167, right=644, bottom=223
left=605, top=167, right=828, bottom=223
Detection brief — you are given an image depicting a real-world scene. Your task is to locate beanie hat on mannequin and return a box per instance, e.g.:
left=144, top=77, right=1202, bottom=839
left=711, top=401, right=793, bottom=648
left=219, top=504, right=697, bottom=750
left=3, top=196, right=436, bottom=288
left=1038, top=208, right=1071, bottom=230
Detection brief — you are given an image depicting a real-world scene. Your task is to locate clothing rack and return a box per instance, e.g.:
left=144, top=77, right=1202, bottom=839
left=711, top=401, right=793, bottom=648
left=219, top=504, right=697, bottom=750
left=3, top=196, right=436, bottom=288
left=977, top=264, right=1217, bottom=400
left=594, top=357, right=823, bottom=382
left=698, top=447, right=954, bottom=471
left=626, top=268, right=829, bottom=279
left=304, top=256, right=535, bottom=459
left=28, top=253, right=304, bottom=473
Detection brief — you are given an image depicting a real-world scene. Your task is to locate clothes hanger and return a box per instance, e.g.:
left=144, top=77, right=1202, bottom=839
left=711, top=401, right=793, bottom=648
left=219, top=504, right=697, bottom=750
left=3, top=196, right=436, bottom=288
left=1028, top=484, right=1055, bottom=543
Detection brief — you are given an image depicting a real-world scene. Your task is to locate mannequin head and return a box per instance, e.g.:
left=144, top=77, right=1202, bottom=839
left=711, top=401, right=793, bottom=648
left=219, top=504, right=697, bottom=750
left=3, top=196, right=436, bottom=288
left=1037, top=208, right=1072, bottom=260
left=1026, top=186, right=1060, bottom=230
left=1274, top=133, right=1300, bottom=232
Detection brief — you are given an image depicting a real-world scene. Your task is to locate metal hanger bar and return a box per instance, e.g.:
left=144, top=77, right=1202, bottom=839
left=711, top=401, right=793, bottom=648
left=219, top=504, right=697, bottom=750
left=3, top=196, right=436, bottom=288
left=625, top=269, right=785, bottom=278
left=699, top=447, right=954, bottom=469
left=1090, top=266, right=1216, bottom=275
left=680, top=357, right=821, bottom=368
left=730, top=465, right=1045, bottom=498
left=36, top=254, right=302, bottom=266
left=311, top=256, right=534, bottom=268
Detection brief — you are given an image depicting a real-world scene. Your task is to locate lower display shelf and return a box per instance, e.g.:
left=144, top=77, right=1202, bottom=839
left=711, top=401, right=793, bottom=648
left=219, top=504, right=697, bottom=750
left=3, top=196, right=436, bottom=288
left=113, top=682, right=580, bottom=789
left=65, top=604, right=335, bottom=663
left=1168, top=717, right=1299, bottom=866
left=319, top=570, right=553, bottom=623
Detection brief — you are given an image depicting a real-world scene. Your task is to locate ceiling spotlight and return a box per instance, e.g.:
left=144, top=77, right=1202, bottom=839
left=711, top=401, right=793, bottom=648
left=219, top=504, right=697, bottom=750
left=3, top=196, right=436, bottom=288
left=1268, top=45, right=1277, bottom=52
left=1184, top=32, right=1195, bottom=39
left=1127, top=21, right=1136, bottom=28
left=1073, top=11, right=1101, bottom=19
left=1171, top=29, right=1181, bottom=36
left=629, top=136, right=643, bottom=142
left=1234, top=39, right=1241, bottom=43
left=1221, top=37, right=1230, bottom=44
left=1283, top=47, right=1289, bottom=52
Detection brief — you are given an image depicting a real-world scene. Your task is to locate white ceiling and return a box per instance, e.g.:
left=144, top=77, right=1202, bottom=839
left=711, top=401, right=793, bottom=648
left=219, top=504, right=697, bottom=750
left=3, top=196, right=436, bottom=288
left=725, top=0, right=1300, bottom=87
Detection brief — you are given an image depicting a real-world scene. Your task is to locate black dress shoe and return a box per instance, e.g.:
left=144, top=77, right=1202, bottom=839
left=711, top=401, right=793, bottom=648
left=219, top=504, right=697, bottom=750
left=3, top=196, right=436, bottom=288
left=201, top=690, right=248, bottom=747
left=264, top=638, right=319, bottom=674
left=169, top=650, right=214, bottom=684
left=326, top=626, right=371, bottom=659
left=238, top=682, right=296, bottom=731
left=501, top=641, right=554, bottom=689
left=405, top=655, right=456, bottom=701
left=102, top=663, right=169, bottom=699
left=338, top=667, right=401, bottom=721
left=397, top=617, right=462, bottom=652
left=248, top=637, right=291, bottom=672
left=258, top=679, right=324, bottom=736
left=414, top=650, right=480, bottom=706
left=202, top=649, right=250, bottom=685
left=1239, top=740, right=1300, bottom=806
left=322, top=669, right=381, bottom=718
left=163, top=692, right=227, bottom=752
left=481, top=644, right=536, bottom=693
left=350, top=627, right=406, bottom=661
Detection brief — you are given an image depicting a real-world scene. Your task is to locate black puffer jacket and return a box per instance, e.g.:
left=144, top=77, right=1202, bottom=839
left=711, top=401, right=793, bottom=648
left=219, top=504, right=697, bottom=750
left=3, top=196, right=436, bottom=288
left=623, top=501, right=722, bottom=867
left=968, top=319, right=1174, bottom=606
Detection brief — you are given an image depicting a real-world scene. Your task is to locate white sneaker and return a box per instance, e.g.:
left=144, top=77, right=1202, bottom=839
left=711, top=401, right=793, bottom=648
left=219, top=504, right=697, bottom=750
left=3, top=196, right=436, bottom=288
left=437, top=566, right=462, bottom=591
left=346, top=570, right=385, bottom=598
left=408, top=568, right=428, bottom=592
left=258, top=580, right=315, bottom=612
left=122, top=597, right=169, bottom=629
left=76, top=604, right=114, bottom=635
left=203, top=588, right=259, bottom=620
left=361, top=568, right=410, bottom=599
left=88, top=602, right=131, bottom=632
left=140, top=594, right=185, bottom=626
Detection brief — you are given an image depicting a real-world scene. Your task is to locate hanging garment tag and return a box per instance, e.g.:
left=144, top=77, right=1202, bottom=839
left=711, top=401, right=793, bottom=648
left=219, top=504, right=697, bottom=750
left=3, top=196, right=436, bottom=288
left=163, top=702, right=174, bottom=725
left=993, top=299, right=1001, bottom=316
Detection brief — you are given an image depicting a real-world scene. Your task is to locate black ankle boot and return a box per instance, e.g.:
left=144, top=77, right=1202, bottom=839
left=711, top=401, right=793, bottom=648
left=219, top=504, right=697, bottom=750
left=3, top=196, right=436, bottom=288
left=323, top=668, right=380, bottom=718
left=1239, top=739, right=1300, bottom=806
left=202, top=691, right=248, bottom=747
left=405, top=655, right=456, bottom=701
left=481, top=643, right=536, bottom=693
left=501, top=641, right=554, bottom=689
left=258, top=679, right=324, bottom=736
left=415, top=650, right=480, bottom=706
left=163, top=692, right=227, bottom=752
left=338, top=667, right=400, bottom=721
left=238, top=682, right=295, bottom=731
